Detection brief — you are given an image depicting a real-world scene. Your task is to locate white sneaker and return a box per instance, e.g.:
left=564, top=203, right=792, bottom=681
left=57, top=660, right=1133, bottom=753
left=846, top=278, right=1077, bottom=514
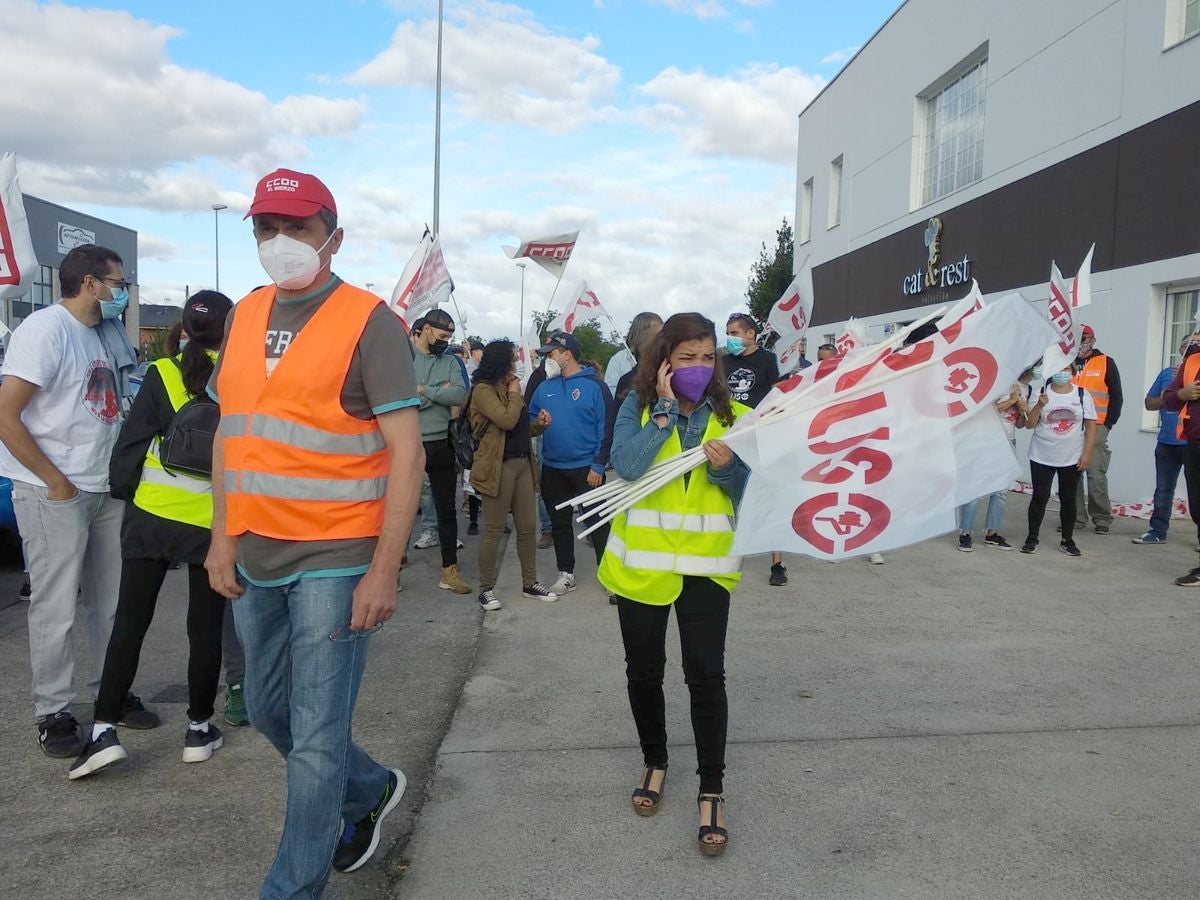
left=413, top=531, right=438, bottom=550
left=868, top=553, right=885, bottom=565
left=548, top=572, right=577, bottom=595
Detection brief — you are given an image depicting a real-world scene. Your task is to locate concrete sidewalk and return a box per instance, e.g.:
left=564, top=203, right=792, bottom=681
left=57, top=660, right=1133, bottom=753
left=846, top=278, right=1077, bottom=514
left=400, top=497, right=1200, bottom=899
left=0, top=544, right=482, bottom=899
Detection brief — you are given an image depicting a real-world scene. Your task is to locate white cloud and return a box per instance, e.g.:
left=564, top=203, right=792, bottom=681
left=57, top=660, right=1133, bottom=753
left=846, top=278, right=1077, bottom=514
left=348, top=2, right=621, bottom=132
left=652, top=0, right=769, bottom=20
left=0, top=0, right=366, bottom=208
left=821, top=45, right=861, bottom=65
left=138, top=235, right=181, bottom=262
left=638, top=64, right=824, bottom=165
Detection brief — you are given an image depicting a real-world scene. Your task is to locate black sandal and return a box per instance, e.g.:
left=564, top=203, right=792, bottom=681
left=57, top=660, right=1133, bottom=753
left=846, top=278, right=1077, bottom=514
left=631, top=766, right=667, bottom=816
left=697, top=793, right=728, bottom=856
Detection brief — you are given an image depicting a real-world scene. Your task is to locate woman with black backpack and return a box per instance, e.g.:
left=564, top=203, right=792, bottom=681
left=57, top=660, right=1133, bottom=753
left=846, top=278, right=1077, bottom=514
left=69, top=291, right=234, bottom=779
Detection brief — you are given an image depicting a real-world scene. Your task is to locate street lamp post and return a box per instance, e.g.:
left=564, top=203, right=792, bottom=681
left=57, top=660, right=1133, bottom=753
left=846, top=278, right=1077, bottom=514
left=366, top=282, right=376, bottom=295
left=517, top=262, right=527, bottom=338
left=211, top=203, right=228, bottom=291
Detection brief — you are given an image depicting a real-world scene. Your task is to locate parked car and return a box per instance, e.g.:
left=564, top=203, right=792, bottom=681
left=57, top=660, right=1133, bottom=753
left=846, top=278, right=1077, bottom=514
left=0, top=476, right=17, bottom=537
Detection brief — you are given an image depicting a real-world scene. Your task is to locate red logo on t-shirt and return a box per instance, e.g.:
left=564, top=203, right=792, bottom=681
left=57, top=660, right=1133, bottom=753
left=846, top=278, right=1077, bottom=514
left=1044, top=406, right=1078, bottom=435
left=83, top=360, right=120, bottom=425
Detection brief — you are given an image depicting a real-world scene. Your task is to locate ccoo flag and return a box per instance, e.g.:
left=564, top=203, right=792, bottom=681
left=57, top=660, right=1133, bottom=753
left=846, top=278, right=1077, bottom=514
left=503, top=230, right=580, bottom=278
left=0, top=153, right=37, bottom=302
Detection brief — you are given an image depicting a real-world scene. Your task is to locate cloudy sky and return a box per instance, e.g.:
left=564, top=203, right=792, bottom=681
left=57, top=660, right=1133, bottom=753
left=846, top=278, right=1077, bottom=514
left=5, top=0, right=896, bottom=339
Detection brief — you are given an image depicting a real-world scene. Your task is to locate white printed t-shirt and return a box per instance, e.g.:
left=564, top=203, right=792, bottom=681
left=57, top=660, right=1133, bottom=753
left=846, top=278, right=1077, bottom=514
left=0, top=303, right=121, bottom=491
left=1029, top=385, right=1097, bottom=469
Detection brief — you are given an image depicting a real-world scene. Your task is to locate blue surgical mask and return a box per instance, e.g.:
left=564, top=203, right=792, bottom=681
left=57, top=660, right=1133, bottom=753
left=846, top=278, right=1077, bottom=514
left=100, top=284, right=129, bottom=320
left=725, top=335, right=746, bottom=355
left=1051, top=371, right=1072, bottom=385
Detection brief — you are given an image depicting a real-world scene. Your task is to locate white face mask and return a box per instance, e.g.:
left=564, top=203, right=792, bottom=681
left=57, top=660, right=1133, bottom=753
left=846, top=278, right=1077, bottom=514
left=257, top=232, right=334, bottom=291
left=543, top=357, right=561, bottom=379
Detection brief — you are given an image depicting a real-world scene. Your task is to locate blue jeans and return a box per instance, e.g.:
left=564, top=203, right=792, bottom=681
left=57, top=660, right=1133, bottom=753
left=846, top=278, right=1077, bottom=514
left=957, top=490, right=1008, bottom=534
left=233, top=574, right=389, bottom=899
left=1149, top=442, right=1185, bottom=538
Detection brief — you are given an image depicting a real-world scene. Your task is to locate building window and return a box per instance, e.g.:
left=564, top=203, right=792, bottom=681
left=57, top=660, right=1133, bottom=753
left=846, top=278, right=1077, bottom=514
left=919, top=53, right=988, bottom=206
left=1187, top=0, right=1200, bottom=38
left=799, top=178, right=814, bottom=244
left=1167, top=0, right=1200, bottom=44
left=1166, top=286, right=1200, bottom=367
left=827, top=155, right=843, bottom=229
left=31, top=265, right=52, bottom=309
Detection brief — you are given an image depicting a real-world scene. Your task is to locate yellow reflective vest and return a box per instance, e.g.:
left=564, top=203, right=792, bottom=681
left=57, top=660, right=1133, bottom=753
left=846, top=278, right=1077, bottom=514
left=598, top=401, right=749, bottom=605
left=132, top=354, right=215, bottom=529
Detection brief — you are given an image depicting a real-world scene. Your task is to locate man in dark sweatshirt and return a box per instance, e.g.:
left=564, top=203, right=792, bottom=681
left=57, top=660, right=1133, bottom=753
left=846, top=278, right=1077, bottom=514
left=529, top=331, right=613, bottom=596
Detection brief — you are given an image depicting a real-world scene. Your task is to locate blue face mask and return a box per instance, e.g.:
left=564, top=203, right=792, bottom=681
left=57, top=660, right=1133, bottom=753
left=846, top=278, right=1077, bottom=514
left=725, top=335, right=746, bottom=355
left=99, top=283, right=129, bottom=320
left=1050, top=371, right=1072, bottom=385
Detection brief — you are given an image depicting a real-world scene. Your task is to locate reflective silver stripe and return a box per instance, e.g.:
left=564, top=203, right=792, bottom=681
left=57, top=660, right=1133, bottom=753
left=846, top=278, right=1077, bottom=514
left=605, top=534, right=741, bottom=576
left=226, top=469, right=387, bottom=502
left=140, top=465, right=212, bottom=495
left=625, top=509, right=734, bottom=533
left=219, top=414, right=250, bottom=437
left=248, top=416, right=385, bottom=456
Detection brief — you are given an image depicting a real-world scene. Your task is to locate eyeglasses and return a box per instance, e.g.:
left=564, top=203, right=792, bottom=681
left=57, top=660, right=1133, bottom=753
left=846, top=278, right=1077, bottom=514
left=96, top=275, right=131, bottom=291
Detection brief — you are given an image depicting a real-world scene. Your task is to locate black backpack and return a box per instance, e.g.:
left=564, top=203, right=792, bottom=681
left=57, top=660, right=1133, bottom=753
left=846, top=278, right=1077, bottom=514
left=159, top=383, right=221, bottom=478
left=448, top=388, right=479, bottom=469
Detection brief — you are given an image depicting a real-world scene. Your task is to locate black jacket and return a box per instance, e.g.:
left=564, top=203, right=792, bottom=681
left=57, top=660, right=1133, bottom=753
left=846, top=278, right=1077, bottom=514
left=109, top=365, right=213, bottom=564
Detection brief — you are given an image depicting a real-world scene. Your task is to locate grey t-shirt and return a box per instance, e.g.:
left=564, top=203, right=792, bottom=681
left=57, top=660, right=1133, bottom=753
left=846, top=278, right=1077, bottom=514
left=209, top=275, right=419, bottom=585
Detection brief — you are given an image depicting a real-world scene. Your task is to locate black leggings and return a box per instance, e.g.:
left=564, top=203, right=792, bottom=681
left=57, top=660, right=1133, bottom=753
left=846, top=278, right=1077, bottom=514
left=424, top=438, right=460, bottom=567
left=95, top=560, right=225, bottom=724
left=1027, top=460, right=1082, bottom=543
left=616, top=576, right=730, bottom=794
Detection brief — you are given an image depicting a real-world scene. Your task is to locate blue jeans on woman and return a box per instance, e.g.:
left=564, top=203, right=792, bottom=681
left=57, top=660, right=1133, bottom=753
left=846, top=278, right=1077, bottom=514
left=233, top=573, right=390, bottom=899
left=957, top=490, right=1008, bottom=534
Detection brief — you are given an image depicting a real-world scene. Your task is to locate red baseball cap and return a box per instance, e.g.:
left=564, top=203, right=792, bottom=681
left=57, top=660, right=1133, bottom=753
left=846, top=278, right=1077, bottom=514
left=244, top=168, right=337, bottom=220
left=1081, top=324, right=1095, bottom=336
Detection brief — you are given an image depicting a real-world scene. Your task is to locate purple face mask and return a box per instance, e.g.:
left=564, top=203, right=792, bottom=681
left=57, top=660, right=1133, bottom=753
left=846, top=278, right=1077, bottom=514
left=671, top=364, right=714, bottom=402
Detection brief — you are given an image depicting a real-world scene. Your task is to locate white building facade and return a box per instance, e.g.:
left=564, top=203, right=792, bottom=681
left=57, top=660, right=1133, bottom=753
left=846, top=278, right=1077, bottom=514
left=796, top=0, right=1200, bottom=504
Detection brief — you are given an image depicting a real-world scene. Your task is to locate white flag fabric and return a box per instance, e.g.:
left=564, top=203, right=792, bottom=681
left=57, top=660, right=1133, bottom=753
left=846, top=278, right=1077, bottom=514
left=547, top=281, right=610, bottom=334
left=767, top=255, right=814, bottom=375
left=503, top=230, right=579, bottom=278
left=515, top=326, right=541, bottom=388
left=1040, top=246, right=1094, bottom=376
left=942, top=279, right=984, bottom=328
left=0, top=153, right=38, bottom=302
left=834, top=318, right=869, bottom=356
left=390, top=231, right=433, bottom=324
left=724, top=293, right=1057, bottom=560
left=407, top=238, right=454, bottom=321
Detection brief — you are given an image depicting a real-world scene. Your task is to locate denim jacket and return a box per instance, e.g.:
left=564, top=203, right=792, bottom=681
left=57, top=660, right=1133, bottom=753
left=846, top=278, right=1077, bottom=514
left=610, top=392, right=749, bottom=508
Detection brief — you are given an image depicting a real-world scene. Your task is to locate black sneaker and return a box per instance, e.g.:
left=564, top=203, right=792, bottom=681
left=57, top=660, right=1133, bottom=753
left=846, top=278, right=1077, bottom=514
left=333, top=768, right=407, bottom=873
left=984, top=533, right=1013, bottom=550
left=1174, top=567, right=1200, bottom=587
left=1094, top=525, right=1110, bottom=535
left=957, top=533, right=973, bottom=552
left=521, top=583, right=558, bottom=601
left=478, top=589, right=502, bottom=611
left=467, top=522, right=479, bottom=536
left=38, top=711, right=83, bottom=758
left=118, top=693, right=161, bottom=730
left=1059, top=540, right=1082, bottom=557
left=182, top=724, right=224, bottom=763
left=68, top=727, right=127, bottom=779
left=769, top=563, right=788, bottom=586
left=1020, top=540, right=1037, bottom=555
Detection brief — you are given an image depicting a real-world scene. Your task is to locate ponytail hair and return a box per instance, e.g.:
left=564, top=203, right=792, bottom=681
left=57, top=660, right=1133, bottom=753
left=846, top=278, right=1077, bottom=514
left=179, top=290, right=233, bottom=397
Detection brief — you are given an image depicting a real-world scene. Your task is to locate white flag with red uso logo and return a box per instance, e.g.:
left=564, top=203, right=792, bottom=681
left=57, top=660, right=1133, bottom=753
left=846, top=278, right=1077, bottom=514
left=724, top=293, right=1057, bottom=560
left=547, top=281, right=610, bottom=334
left=834, top=318, right=870, bottom=356
left=1040, top=245, right=1094, bottom=376
left=503, top=230, right=579, bottom=278
left=0, top=153, right=37, bottom=302
left=767, top=255, right=814, bottom=375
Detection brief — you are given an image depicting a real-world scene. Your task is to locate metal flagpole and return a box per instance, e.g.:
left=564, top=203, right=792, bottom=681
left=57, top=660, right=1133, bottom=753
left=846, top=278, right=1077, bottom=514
left=433, top=0, right=444, bottom=238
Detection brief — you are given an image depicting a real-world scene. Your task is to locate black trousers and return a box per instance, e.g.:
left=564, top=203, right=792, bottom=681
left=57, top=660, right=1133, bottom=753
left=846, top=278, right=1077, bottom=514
left=424, top=438, right=460, bottom=567
left=540, top=465, right=609, bottom=574
left=616, top=576, right=730, bottom=794
left=1183, top=441, right=1200, bottom=546
left=95, top=560, right=225, bottom=724
left=1027, top=460, right=1082, bottom=543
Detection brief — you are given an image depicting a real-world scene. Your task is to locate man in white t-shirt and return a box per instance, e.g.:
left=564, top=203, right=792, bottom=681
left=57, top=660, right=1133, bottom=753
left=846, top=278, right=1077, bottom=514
left=0, top=244, right=158, bottom=759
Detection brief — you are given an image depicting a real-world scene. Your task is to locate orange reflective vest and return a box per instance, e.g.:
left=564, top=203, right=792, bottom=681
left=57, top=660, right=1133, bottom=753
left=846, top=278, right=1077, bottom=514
left=1072, top=354, right=1110, bottom=425
left=1176, top=353, right=1200, bottom=440
left=217, top=283, right=390, bottom=541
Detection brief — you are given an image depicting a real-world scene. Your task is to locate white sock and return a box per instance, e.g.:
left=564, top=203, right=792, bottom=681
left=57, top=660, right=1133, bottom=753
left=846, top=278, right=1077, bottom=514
left=188, top=719, right=210, bottom=733
left=91, top=722, right=115, bottom=742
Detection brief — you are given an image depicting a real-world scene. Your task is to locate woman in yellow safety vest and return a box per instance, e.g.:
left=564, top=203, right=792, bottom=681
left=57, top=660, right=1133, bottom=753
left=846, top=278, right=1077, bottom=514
left=68, top=291, right=234, bottom=781
left=598, top=312, right=751, bottom=857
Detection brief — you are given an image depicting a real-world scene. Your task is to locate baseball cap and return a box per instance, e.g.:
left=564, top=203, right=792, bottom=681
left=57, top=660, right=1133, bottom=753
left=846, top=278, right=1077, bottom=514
left=1081, top=324, right=1095, bottom=337
left=538, top=330, right=581, bottom=355
left=245, top=168, right=338, bottom=220
left=423, top=308, right=456, bottom=331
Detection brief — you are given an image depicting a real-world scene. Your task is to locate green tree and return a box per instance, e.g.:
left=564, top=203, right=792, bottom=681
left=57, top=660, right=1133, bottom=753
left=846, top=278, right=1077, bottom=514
left=140, top=326, right=172, bottom=361
left=745, top=217, right=794, bottom=322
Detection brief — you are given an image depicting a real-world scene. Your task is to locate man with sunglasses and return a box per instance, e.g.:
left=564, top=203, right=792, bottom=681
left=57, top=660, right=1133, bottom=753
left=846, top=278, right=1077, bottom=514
left=0, top=244, right=158, bottom=759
